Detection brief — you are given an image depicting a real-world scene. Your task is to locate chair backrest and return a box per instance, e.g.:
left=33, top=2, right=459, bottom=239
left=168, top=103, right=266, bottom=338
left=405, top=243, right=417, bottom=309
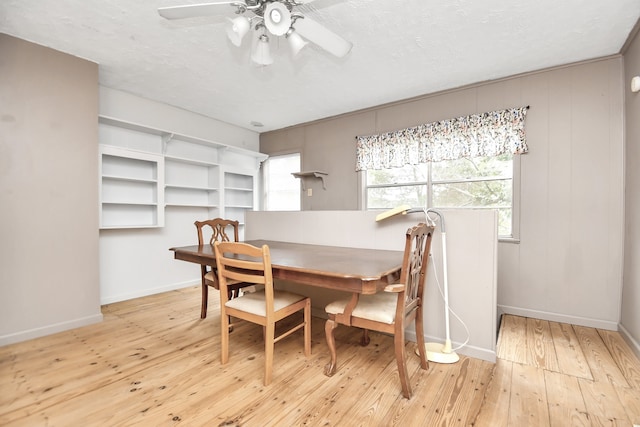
left=397, top=223, right=435, bottom=318
left=214, top=241, right=274, bottom=308
left=195, top=218, right=240, bottom=245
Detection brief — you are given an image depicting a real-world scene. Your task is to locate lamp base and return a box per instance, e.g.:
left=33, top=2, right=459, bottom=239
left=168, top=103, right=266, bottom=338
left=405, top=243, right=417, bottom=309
left=416, top=342, right=460, bottom=364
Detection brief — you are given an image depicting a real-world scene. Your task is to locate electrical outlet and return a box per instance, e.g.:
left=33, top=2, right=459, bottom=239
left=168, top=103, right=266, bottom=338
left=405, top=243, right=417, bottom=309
left=307, top=188, right=313, bottom=197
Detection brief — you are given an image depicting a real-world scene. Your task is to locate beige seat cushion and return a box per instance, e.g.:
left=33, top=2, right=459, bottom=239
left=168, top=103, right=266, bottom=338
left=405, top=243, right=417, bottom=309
left=206, top=271, right=249, bottom=289
left=225, top=290, right=307, bottom=316
left=325, top=292, right=398, bottom=324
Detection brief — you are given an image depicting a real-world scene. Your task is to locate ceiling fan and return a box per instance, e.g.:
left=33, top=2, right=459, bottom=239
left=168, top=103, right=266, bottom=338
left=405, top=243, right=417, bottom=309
left=158, top=1, right=353, bottom=66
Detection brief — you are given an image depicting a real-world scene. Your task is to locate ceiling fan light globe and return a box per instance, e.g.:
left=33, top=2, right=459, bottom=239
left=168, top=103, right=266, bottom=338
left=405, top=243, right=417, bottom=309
left=264, top=2, right=292, bottom=36
left=271, top=9, right=282, bottom=24
left=251, top=35, right=273, bottom=66
left=287, top=30, right=308, bottom=56
left=226, top=16, right=250, bottom=47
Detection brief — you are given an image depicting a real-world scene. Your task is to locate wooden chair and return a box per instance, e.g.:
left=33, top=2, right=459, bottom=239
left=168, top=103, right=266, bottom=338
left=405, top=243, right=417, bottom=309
left=324, top=222, right=435, bottom=399
left=214, top=241, right=311, bottom=386
left=195, top=218, right=247, bottom=319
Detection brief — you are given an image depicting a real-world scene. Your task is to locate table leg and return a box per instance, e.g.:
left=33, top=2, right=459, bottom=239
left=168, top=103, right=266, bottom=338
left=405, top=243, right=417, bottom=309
left=324, top=317, right=338, bottom=376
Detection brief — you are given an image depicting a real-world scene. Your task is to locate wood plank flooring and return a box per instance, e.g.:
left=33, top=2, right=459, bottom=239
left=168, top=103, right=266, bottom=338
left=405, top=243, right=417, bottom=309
left=478, top=314, right=640, bottom=426
left=1, top=286, right=639, bottom=426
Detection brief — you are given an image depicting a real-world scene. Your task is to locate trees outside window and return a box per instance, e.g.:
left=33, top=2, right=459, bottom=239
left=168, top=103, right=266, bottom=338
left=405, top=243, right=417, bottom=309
left=365, top=154, right=516, bottom=237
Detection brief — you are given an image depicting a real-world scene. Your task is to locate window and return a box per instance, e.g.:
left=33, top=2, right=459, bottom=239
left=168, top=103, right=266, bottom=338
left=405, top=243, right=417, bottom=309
left=359, top=107, right=528, bottom=240
left=263, top=153, right=300, bottom=211
left=365, top=153, right=518, bottom=238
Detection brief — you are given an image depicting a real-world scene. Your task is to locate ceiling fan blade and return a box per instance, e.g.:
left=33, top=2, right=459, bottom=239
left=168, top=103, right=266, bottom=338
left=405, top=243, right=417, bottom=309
left=294, top=16, right=352, bottom=58
left=158, top=2, right=246, bottom=20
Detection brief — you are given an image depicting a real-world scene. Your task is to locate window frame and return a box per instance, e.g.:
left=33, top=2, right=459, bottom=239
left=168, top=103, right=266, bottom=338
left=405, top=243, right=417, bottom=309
left=362, top=156, right=521, bottom=242
left=261, top=151, right=302, bottom=212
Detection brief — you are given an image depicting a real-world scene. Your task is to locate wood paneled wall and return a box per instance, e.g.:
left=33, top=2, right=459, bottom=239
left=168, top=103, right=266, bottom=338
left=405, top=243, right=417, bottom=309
left=261, top=56, right=626, bottom=332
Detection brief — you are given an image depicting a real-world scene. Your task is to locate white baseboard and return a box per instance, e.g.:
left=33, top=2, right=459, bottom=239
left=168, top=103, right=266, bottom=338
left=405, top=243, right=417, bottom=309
left=0, top=313, right=104, bottom=346
left=100, top=280, right=199, bottom=305
left=497, top=304, right=619, bottom=331
left=619, top=323, right=640, bottom=359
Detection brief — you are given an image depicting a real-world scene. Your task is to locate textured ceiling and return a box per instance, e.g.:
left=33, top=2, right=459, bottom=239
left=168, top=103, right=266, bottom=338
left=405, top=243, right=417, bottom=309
left=1, top=0, right=639, bottom=132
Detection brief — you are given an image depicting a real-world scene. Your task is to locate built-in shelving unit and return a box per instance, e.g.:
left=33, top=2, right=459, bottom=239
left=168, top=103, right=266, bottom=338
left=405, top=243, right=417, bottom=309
left=98, top=116, right=267, bottom=230
left=223, top=168, right=258, bottom=239
left=99, top=115, right=266, bottom=160
left=164, top=155, right=220, bottom=213
left=99, top=145, right=164, bottom=229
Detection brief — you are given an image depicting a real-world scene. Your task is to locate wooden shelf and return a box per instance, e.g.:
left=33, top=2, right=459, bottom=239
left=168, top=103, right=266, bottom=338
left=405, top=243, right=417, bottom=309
left=99, top=145, right=164, bottom=229
left=222, top=168, right=257, bottom=240
left=164, top=154, right=219, bottom=167
left=102, top=175, right=157, bottom=184
left=164, top=158, right=219, bottom=210
left=292, top=171, right=328, bottom=190
left=99, top=118, right=266, bottom=231
left=102, top=201, right=158, bottom=206
left=165, top=203, right=218, bottom=208
left=99, top=115, right=268, bottom=161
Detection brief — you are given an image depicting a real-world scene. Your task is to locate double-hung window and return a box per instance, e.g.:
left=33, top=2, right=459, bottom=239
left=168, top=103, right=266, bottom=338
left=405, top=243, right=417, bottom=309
left=365, top=154, right=517, bottom=238
left=359, top=107, right=528, bottom=240
left=263, top=153, right=301, bottom=211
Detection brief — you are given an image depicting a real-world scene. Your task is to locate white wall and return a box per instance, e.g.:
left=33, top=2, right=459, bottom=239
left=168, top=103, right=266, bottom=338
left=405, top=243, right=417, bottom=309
left=98, top=89, right=261, bottom=304
left=99, top=87, right=259, bottom=152
left=246, top=210, right=499, bottom=362
left=0, top=34, right=102, bottom=345
left=99, top=208, right=210, bottom=304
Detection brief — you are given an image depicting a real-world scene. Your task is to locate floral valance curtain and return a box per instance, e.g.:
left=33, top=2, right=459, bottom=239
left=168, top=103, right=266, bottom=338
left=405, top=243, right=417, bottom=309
left=355, top=106, right=529, bottom=171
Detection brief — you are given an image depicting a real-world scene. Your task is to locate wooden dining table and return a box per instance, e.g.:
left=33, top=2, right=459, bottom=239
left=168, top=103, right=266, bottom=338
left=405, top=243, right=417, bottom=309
left=170, top=239, right=404, bottom=376
left=170, top=239, right=404, bottom=295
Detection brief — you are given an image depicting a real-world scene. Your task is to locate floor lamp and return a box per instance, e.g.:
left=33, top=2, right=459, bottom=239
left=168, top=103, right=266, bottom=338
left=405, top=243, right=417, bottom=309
left=376, top=205, right=460, bottom=364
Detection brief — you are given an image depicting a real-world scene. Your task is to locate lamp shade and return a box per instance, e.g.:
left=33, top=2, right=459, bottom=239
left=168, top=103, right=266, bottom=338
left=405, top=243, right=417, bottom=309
left=264, top=2, right=292, bottom=36
left=226, top=16, right=250, bottom=47
left=287, top=30, right=307, bottom=56
left=251, top=34, right=273, bottom=66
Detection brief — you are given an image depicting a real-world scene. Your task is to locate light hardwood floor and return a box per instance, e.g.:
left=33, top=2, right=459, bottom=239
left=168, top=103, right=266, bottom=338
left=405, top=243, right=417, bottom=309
left=1, top=286, right=639, bottom=426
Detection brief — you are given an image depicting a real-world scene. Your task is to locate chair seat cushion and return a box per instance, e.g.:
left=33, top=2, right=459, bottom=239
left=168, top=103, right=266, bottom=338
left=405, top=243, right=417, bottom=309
left=225, top=290, right=307, bottom=316
left=205, top=271, right=244, bottom=289
left=325, top=292, right=398, bottom=324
